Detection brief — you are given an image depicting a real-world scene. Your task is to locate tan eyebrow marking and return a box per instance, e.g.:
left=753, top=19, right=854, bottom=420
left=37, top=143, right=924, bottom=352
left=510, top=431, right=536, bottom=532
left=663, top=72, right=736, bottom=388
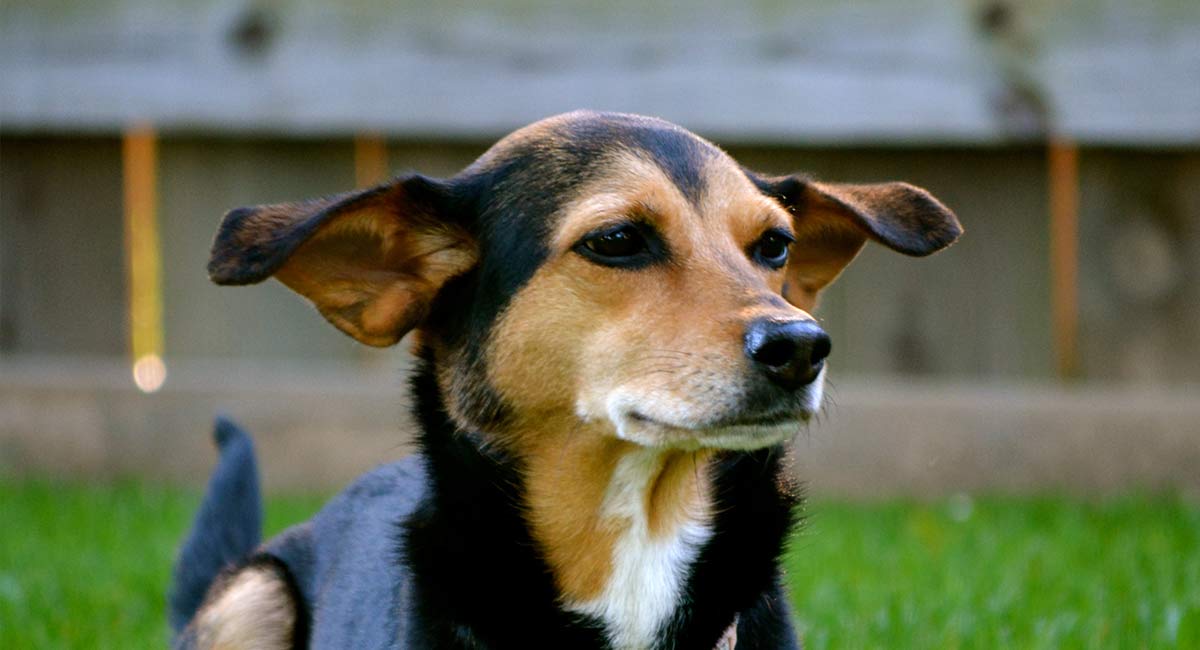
left=549, top=150, right=692, bottom=253
left=748, top=210, right=795, bottom=238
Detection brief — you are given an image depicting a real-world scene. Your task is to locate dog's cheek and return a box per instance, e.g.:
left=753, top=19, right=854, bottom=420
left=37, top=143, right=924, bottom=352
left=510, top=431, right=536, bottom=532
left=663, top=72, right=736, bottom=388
left=486, top=261, right=606, bottom=416
left=568, top=267, right=705, bottom=420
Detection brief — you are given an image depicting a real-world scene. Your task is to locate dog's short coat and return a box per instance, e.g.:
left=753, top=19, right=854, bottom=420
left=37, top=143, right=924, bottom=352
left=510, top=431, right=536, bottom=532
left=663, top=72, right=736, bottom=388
left=170, top=111, right=961, bottom=649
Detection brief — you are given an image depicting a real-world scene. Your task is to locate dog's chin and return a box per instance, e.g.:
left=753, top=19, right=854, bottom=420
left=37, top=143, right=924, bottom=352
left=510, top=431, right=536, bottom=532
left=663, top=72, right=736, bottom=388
left=611, top=410, right=809, bottom=451
left=592, top=370, right=825, bottom=450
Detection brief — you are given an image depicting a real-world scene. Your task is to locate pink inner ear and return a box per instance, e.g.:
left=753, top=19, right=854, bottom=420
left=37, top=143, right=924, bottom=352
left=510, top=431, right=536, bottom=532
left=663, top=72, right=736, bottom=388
left=274, top=222, right=472, bottom=347
left=210, top=176, right=476, bottom=347
left=360, top=282, right=425, bottom=340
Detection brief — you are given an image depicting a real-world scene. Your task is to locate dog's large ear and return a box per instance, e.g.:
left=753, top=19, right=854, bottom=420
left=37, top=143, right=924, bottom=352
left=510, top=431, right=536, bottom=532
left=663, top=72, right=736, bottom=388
left=750, top=174, right=962, bottom=309
left=207, top=175, right=476, bottom=346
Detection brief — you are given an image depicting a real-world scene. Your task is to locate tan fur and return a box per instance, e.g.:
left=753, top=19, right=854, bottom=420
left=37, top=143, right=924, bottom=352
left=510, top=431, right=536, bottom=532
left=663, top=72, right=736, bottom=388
left=645, top=449, right=714, bottom=539
left=715, top=616, right=739, bottom=649
left=465, top=111, right=590, bottom=177
left=517, top=426, right=716, bottom=603
left=215, top=183, right=476, bottom=347
left=522, top=427, right=628, bottom=602
left=186, top=566, right=296, bottom=650
left=480, top=149, right=804, bottom=604
left=486, top=149, right=806, bottom=441
left=782, top=180, right=963, bottom=310
left=205, top=113, right=959, bottom=639
left=275, top=198, right=475, bottom=346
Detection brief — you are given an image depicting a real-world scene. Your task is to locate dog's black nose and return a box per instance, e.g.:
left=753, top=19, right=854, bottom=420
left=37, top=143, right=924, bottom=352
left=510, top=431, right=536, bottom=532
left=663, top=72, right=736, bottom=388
left=744, top=319, right=831, bottom=390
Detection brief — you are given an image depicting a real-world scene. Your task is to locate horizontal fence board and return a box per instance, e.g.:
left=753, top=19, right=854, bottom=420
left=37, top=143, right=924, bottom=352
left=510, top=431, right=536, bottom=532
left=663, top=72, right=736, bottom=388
left=2, top=358, right=1198, bottom=497
left=2, top=0, right=1198, bottom=143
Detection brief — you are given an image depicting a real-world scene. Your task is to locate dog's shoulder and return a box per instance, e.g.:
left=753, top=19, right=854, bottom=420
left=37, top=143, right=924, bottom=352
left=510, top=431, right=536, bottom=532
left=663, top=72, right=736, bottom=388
left=317, top=455, right=429, bottom=522
left=262, top=455, right=429, bottom=648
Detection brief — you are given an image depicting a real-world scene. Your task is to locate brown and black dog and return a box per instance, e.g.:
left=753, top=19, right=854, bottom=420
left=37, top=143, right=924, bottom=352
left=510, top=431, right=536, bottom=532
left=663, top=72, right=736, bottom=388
left=170, top=111, right=961, bottom=649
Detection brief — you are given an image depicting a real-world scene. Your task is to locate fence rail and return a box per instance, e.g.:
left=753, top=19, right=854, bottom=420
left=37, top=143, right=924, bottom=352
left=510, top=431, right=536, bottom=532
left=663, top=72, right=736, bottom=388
left=2, top=0, right=1198, bottom=144
left=3, top=358, right=1197, bottom=497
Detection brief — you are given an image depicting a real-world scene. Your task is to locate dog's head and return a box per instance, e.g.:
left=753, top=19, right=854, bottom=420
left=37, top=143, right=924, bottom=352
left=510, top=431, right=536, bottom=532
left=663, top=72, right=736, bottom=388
left=210, top=111, right=960, bottom=451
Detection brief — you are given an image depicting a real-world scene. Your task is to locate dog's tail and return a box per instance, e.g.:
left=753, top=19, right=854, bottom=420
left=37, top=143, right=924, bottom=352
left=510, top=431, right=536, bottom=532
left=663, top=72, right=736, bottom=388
left=168, top=416, right=263, bottom=633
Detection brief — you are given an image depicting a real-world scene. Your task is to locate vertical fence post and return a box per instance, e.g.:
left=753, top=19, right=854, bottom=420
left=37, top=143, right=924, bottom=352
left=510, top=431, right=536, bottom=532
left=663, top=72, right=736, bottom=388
left=122, top=125, right=166, bottom=392
left=353, top=133, right=390, bottom=362
left=1048, top=137, right=1080, bottom=380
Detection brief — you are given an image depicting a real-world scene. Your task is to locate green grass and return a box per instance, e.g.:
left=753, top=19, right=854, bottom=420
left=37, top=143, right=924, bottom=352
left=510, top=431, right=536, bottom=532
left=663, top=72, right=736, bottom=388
left=0, top=481, right=324, bottom=649
left=785, top=497, right=1200, bottom=648
left=1, top=482, right=1197, bottom=648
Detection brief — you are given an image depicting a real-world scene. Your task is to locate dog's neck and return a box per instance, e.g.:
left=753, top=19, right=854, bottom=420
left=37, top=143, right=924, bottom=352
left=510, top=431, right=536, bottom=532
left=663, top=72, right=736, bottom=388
left=404, top=354, right=798, bottom=649
left=522, top=429, right=717, bottom=649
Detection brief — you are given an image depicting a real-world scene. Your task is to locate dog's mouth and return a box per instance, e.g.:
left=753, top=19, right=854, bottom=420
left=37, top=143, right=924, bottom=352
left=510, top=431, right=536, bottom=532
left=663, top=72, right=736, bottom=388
left=629, top=408, right=806, bottom=429
left=595, top=368, right=825, bottom=450
left=619, top=407, right=809, bottom=450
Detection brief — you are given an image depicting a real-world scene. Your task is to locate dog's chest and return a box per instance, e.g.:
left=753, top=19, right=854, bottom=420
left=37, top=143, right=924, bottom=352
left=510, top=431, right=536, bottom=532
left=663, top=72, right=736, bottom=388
left=563, top=450, right=713, bottom=650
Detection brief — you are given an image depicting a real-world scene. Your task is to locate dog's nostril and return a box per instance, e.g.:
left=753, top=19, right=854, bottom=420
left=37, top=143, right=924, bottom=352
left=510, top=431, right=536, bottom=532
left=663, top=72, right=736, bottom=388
left=752, top=337, right=797, bottom=368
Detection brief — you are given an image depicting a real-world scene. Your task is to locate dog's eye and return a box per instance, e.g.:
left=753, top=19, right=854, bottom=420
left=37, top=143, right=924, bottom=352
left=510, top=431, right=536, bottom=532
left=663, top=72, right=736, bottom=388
left=751, top=230, right=794, bottom=269
left=576, top=224, right=661, bottom=268
left=586, top=227, right=644, bottom=257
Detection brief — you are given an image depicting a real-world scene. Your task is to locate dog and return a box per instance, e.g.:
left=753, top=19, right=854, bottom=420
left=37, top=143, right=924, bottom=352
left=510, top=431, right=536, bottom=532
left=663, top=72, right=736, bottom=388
left=169, top=111, right=961, bottom=649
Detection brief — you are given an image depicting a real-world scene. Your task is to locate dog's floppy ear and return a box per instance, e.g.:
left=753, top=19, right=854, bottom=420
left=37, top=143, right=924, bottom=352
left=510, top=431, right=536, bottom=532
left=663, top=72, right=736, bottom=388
left=208, top=175, right=476, bottom=346
left=750, top=173, right=962, bottom=309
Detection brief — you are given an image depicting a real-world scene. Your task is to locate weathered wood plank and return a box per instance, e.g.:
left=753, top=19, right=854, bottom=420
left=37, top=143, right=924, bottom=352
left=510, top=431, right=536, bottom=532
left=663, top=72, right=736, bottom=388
left=4, top=359, right=1199, bottom=495
left=0, top=138, right=127, bottom=356
left=2, top=0, right=1197, bottom=143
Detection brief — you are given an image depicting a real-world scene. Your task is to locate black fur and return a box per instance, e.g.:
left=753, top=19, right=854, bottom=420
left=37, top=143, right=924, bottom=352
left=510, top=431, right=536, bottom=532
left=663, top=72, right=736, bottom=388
left=746, top=171, right=962, bottom=258
left=168, top=416, right=262, bottom=633
left=423, top=112, right=724, bottom=428
left=175, top=111, right=822, bottom=648
left=208, top=175, right=454, bottom=286
left=556, top=112, right=717, bottom=206
left=662, top=449, right=802, bottom=648
left=401, top=351, right=610, bottom=648
left=400, top=350, right=801, bottom=649
left=170, top=402, right=800, bottom=649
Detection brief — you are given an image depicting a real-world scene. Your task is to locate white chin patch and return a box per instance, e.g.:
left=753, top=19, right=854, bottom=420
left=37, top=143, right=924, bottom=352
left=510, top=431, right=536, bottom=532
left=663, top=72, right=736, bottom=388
left=804, top=363, right=827, bottom=411
left=563, top=449, right=713, bottom=649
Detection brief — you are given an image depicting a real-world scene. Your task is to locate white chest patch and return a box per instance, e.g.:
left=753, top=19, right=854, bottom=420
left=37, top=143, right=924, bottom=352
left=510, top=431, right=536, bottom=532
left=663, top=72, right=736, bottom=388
left=564, top=450, right=713, bottom=650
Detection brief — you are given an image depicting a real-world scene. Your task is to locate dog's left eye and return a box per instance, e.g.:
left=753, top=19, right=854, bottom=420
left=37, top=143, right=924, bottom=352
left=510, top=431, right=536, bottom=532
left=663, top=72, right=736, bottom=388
left=751, top=230, right=794, bottom=269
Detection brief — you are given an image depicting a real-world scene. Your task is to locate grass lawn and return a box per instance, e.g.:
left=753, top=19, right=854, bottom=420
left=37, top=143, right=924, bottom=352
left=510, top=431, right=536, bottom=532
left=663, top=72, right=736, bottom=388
left=1, top=481, right=1197, bottom=648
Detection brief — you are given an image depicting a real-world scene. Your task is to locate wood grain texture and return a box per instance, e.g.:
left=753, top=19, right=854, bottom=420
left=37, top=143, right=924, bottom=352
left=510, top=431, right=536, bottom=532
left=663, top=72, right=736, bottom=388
left=1, top=0, right=1197, bottom=143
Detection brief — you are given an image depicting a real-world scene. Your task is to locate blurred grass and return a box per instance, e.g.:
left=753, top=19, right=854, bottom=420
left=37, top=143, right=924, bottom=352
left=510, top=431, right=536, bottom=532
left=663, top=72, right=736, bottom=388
left=0, top=481, right=1197, bottom=648
left=786, top=496, right=1200, bottom=649
left=0, top=481, right=324, bottom=649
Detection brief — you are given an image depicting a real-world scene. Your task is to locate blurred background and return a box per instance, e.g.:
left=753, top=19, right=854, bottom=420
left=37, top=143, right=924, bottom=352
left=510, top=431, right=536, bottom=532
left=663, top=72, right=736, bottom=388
left=3, top=0, right=1197, bottom=495
left=1, top=1, right=1199, bottom=645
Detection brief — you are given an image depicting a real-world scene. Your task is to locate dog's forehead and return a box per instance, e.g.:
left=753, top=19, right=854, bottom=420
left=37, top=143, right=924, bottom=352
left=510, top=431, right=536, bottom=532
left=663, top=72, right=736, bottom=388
left=435, top=112, right=771, bottom=374
left=467, top=111, right=727, bottom=206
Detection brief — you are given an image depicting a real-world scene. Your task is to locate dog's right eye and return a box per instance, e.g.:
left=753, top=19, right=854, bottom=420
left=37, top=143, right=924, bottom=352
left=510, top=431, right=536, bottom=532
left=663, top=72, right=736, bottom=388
left=575, top=224, right=661, bottom=268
